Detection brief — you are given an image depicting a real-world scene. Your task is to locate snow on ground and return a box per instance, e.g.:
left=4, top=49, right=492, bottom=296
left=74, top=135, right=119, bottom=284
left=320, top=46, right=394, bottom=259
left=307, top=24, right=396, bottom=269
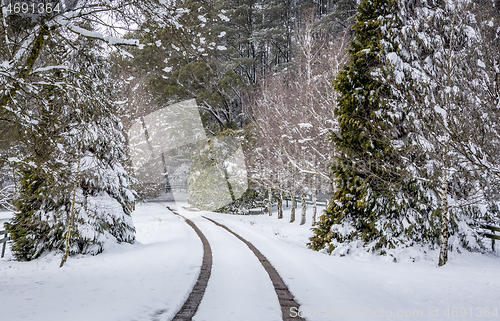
left=0, top=210, right=11, bottom=227
left=1, top=201, right=499, bottom=321
left=0, top=203, right=202, bottom=321
left=177, top=201, right=500, bottom=321
left=186, top=215, right=281, bottom=321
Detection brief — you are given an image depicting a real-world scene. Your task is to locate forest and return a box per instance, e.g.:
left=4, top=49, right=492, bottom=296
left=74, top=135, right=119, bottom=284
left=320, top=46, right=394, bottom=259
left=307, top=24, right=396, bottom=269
left=1, top=0, right=500, bottom=268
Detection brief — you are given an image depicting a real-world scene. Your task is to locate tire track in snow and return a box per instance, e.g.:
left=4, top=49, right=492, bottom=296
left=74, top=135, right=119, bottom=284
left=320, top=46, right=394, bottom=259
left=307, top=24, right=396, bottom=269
left=202, top=216, right=306, bottom=321
left=164, top=205, right=212, bottom=321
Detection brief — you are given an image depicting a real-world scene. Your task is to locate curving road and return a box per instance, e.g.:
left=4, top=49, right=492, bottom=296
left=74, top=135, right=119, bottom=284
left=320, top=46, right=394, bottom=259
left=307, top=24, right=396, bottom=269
left=164, top=204, right=305, bottom=321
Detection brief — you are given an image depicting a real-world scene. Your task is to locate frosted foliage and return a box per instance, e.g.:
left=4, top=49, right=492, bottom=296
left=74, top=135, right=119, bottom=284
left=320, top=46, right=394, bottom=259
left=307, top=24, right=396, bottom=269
left=0, top=0, right=213, bottom=259
left=21, top=111, right=136, bottom=258
left=366, top=0, right=500, bottom=254
left=75, top=191, right=134, bottom=253
left=2, top=42, right=136, bottom=259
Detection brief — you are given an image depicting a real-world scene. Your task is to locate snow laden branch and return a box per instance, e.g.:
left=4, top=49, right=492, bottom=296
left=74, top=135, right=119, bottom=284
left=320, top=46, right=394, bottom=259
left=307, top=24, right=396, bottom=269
left=372, top=0, right=500, bottom=265
left=249, top=25, right=348, bottom=194
left=0, top=0, right=184, bottom=114
left=0, top=184, right=15, bottom=211
left=0, top=0, right=175, bottom=260
left=247, top=15, right=349, bottom=224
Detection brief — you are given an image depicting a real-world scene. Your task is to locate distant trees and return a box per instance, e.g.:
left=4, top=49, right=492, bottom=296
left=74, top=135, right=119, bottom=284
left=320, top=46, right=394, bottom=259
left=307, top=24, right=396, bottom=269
left=127, top=0, right=356, bottom=136
left=118, top=0, right=356, bottom=215
left=248, top=12, right=349, bottom=223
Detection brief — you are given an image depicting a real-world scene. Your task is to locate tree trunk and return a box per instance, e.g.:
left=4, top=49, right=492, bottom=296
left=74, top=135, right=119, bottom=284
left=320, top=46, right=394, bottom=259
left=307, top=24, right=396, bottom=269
left=312, top=190, right=317, bottom=224
left=438, top=178, right=449, bottom=267
left=300, top=193, right=306, bottom=225
left=268, top=186, right=272, bottom=216
left=290, top=191, right=296, bottom=223
left=278, top=190, right=283, bottom=219
left=60, top=152, right=82, bottom=268
left=0, top=25, right=50, bottom=111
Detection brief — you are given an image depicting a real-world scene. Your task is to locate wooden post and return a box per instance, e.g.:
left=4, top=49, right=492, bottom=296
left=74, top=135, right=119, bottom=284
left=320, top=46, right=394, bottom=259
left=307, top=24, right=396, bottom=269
left=479, top=224, right=500, bottom=252
left=493, top=230, right=496, bottom=252
left=300, top=193, right=306, bottom=225
left=312, top=190, right=317, bottom=224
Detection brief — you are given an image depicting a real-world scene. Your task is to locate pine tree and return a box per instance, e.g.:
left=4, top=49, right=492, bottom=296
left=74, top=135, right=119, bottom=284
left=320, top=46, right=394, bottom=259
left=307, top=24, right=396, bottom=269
left=308, top=0, right=434, bottom=254
left=309, top=0, right=396, bottom=251
left=4, top=26, right=136, bottom=261
left=310, top=0, right=500, bottom=263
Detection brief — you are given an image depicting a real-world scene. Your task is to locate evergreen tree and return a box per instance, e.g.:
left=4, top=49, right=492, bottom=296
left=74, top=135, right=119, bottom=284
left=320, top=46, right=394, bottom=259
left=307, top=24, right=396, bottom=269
left=375, top=0, right=500, bottom=265
left=309, top=0, right=436, bottom=256
left=311, top=0, right=500, bottom=264
left=309, top=0, right=396, bottom=252
left=0, top=1, right=189, bottom=260
left=4, top=24, right=136, bottom=261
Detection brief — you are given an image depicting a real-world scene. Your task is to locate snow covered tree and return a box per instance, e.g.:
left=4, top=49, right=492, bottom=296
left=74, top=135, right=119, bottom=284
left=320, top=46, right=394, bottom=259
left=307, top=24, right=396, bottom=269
left=0, top=132, right=17, bottom=211
left=311, top=0, right=500, bottom=264
left=248, top=12, right=348, bottom=222
left=134, top=0, right=356, bottom=137
left=0, top=1, right=183, bottom=260
left=248, top=16, right=346, bottom=193
left=375, top=0, right=500, bottom=265
left=4, top=32, right=136, bottom=260
left=308, top=0, right=414, bottom=253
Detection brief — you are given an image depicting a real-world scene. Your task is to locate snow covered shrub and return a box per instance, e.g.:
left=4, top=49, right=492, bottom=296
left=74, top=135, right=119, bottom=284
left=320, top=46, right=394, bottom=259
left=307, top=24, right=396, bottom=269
left=216, top=184, right=268, bottom=214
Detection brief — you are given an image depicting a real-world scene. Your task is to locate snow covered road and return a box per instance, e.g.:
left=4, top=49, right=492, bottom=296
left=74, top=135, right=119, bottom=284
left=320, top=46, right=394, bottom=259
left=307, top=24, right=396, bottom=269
left=196, top=206, right=500, bottom=321
left=183, top=214, right=281, bottom=321
left=166, top=203, right=305, bottom=321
